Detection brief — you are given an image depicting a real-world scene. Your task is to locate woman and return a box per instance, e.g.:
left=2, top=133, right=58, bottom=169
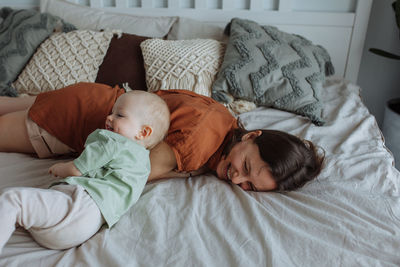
left=0, top=83, right=324, bottom=192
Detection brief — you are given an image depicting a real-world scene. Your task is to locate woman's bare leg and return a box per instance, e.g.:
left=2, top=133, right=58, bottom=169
left=0, top=96, right=36, bottom=115
left=0, top=110, right=35, bottom=154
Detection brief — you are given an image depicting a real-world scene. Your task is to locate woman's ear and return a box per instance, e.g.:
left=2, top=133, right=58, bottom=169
left=241, top=130, right=262, bottom=141
left=135, top=125, right=153, bottom=140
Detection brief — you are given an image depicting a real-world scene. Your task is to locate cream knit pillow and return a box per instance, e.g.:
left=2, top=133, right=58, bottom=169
left=140, top=39, right=225, bottom=97
left=13, top=30, right=114, bottom=95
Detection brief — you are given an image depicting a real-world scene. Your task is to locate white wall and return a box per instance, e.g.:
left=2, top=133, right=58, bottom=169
left=358, top=0, right=400, bottom=127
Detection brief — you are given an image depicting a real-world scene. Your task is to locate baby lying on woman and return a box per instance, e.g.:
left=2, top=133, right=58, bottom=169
left=0, top=90, right=170, bottom=252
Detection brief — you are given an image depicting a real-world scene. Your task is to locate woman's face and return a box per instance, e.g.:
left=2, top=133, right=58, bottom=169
left=216, top=131, right=277, bottom=192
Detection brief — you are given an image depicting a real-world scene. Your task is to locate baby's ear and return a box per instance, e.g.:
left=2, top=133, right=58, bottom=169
left=135, top=125, right=153, bottom=140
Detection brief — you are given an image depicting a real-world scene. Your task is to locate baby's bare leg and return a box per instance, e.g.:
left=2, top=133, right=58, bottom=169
left=0, top=110, right=35, bottom=154
left=0, top=96, right=36, bottom=115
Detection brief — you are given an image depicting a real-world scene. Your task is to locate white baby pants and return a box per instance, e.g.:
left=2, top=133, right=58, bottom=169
left=0, top=184, right=104, bottom=252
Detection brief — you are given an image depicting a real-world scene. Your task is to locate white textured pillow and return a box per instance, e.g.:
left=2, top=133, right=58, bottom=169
left=13, top=30, right=113, bottom=95
left=40, top=0, right=177, bottom=37
left=140, top=39, right=225, bottom=97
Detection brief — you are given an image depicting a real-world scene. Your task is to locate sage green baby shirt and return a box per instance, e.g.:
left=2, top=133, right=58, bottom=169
left=63, top=129, right=150, bottom=227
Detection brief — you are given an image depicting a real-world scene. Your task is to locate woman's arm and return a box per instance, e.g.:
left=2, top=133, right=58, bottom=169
left=148, top=141, right=178, bottom=181
left=148, top=141, right=211, bottom=182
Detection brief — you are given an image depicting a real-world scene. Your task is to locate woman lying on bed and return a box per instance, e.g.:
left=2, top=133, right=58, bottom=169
left=0, top=82, right=324, bottom=192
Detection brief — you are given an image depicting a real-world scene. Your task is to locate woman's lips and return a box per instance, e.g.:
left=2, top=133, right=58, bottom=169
left=226, top=163, right=231, bottom=181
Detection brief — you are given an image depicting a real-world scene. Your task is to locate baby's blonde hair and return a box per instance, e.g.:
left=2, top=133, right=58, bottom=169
left=124, top=91, right=170, bottom=149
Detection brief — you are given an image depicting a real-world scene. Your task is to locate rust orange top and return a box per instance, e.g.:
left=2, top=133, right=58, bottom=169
left=29, top=84, right=237, bottom=172
left=29, top=82, right=125, bottom=153
left=155, top=90, right=237, bottom=171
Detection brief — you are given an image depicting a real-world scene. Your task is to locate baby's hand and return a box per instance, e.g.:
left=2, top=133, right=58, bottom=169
left=49, top=161, right=82, bottom=178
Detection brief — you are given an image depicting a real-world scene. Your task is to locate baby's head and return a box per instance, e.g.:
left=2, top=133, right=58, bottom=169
left=105, top=90, right=170, bottom=149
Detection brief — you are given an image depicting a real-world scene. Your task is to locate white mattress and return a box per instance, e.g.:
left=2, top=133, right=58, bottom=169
left=1, top=77, right=399, bottom=266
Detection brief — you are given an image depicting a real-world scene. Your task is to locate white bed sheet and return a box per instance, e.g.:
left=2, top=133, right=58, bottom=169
left=0, top=77, right=399, bottom=266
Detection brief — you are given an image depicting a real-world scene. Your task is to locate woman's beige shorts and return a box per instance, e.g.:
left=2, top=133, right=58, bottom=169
left=25, top=112, right=75, bottom=158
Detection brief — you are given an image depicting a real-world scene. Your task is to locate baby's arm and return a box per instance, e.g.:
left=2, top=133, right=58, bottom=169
left=49, top=161, right=82, bottom=178
left=48, top=130, right=112, bottom=178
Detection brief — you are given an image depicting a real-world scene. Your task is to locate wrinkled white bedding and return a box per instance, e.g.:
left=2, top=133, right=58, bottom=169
left=1, top=77, right=399, bottom=266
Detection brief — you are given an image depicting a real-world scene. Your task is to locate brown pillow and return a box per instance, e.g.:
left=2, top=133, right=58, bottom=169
left=95, top=33, right=150, bottom=91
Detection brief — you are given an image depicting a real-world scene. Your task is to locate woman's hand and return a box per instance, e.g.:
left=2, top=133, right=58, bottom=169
left=49, top=161, right=82, bottom=178
left=187, top=166, right=210, bottom=176
left=148, top=166, right=211, bottom=182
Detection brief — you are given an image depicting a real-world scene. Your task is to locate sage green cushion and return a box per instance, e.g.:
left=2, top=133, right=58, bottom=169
left=212, top=18, right=334, bottom=125
left=0, top=7, right=75, bottom=96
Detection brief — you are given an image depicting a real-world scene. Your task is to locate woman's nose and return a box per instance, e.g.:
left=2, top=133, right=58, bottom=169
left=230, top=169, right=246, bottom=185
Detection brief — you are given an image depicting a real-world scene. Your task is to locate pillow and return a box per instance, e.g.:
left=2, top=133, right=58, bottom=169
left=40, top=0, right=102, bottom=30
left=167, top=17, right=228, bottom=43
left=0, top=7, right=75, bottom=96
left=41, top=0, right=177, bottom=37
left=13, top=30, right=114, bottom=95
left=212, top=18, right=335, bottom=125
left=97, top=13, right=176, bottom=38
left=95, top=33, right=150, bottom=91
left=141, top=39, right=226, bottom=97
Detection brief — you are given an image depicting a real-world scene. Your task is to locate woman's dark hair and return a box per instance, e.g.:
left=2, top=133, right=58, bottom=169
left=227, top=126, right=324, bottom=192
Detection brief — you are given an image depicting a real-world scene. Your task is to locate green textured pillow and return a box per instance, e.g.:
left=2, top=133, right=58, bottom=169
left=0, top=7, right=75, bottom=96
left=212, top=18, right=334, bottom=125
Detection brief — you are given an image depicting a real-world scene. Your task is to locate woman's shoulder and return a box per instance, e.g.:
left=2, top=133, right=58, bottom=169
left=155, top=89, right=238, bottom=172
left=155, top=89, right=222, bottom=108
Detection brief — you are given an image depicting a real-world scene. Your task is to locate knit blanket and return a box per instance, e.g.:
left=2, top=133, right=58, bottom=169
left=0, top=7, right=75, bottom=96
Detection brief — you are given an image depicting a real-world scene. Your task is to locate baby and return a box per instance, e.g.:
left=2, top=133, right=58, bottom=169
left=0, top=90, right=170, bottom=252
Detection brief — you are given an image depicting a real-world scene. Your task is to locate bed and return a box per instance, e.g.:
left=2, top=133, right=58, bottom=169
left=1, top=0, right=400, bottom=266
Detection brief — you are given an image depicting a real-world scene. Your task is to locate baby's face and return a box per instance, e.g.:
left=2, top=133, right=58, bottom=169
left=105, top=93, right=145, bottom=141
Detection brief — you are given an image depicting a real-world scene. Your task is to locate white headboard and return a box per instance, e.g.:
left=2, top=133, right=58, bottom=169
left=7, top=0, right=372, bottom=83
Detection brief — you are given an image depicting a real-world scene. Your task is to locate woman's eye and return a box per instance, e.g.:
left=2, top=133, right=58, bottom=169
left=117, top=114, right=124, bottom=118
left=244, top=161, right=249, bottom=174
left=249, top=183, right=257, bottom=192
